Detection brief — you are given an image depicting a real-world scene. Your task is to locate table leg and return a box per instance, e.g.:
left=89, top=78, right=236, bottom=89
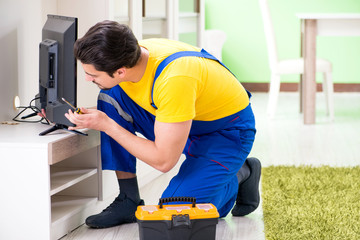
left=300, top=21, right=303, bottom=113
left=303, top=19, right=317, bottom=124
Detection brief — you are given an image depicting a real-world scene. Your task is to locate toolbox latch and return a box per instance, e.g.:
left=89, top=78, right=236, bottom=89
left=172, top=214, right=191, bottom=228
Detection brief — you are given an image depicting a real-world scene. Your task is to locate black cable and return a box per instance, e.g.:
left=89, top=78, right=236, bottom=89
left=12, top=97, right=50, bottom=124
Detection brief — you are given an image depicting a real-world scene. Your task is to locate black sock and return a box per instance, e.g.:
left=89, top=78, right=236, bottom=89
left=237, top=161, right=251, bottom=185
left=118, top=177, right=141, bottom=203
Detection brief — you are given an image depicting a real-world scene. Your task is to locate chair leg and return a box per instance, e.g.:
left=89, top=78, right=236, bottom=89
left=299, top=75, right=303, bottom=113
left=267, top=74, right=281, bottom=118
left=323, top=72, right=334, bottom=121
left=322, top=75, right=329, bottom=114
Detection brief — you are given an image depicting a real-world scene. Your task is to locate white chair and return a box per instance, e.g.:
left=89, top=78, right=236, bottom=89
left=203, top=29, right=227, bottom=61
left=259, top=0, right=334, bottom=120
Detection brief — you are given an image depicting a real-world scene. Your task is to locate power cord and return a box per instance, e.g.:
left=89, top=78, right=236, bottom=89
left=12, top=97, right=50, bottom=124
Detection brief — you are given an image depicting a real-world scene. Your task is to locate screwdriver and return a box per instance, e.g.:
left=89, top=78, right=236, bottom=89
left=61, top=97, right=83, bottom=114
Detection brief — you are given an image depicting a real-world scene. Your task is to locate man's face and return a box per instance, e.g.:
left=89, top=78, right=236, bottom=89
left=82, top=63, right=119, bottom=90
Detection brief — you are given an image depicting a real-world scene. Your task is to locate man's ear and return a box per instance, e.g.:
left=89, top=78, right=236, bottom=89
left=114, top=67, right=126, bottom=78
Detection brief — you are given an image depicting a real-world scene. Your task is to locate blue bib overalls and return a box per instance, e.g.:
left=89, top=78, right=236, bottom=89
left=97, top=49, right=256, bottom=217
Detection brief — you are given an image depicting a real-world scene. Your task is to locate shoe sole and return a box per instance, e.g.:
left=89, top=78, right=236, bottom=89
left=86, top=217, right=136, bottom=229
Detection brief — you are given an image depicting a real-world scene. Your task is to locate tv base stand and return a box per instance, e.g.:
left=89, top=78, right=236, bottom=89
left=39, top=123, right=88, bottom=136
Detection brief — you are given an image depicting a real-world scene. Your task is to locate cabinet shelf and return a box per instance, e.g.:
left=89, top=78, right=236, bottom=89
left=51, top=195, right=97, bottom=226
left=141, top=12, right=199, bottom=21
left=50, top=167, right=97, bottom=196
left=179, top=12, right=199, bottom=18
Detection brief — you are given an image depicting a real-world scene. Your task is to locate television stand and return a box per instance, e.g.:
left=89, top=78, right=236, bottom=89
left=0, top=123, right=109, bottom=240
left=39, top=123, right=88, bottom=136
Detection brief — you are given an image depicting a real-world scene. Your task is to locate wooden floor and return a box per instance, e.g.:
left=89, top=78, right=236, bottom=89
left=62, top=92, right=360, bottom=240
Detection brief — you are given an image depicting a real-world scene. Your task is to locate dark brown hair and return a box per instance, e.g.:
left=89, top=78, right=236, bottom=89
left=74, top=21, right=141, bottom=77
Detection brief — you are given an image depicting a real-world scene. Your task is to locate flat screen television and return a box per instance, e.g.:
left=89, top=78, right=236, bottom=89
left=36, top=15, right=84, bottom=136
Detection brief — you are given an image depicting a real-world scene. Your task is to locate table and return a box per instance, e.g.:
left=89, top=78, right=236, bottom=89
left=296, top=13, right=360, bottom=124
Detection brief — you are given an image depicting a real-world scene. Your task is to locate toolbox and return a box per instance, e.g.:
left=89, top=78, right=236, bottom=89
left=135, top=197, right=219, bottom=240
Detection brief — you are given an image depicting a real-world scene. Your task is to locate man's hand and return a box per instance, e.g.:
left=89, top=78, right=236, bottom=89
left=37, top=109, right=47, bottom=118
left=65, top=107, right=114, bottom=132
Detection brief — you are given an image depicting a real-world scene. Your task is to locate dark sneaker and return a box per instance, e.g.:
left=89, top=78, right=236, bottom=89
left=232, top=157, right=261, bottom=216
left=86, top=193, right=145, bottom=228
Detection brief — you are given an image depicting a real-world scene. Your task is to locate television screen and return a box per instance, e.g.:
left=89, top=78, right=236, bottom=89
left=36, top=15, right=80, bottom=135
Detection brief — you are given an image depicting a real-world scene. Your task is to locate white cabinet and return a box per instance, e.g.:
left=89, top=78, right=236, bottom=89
left=112, top=0, right=205, bottom=47
left=0, top=123, right=104, bottom=240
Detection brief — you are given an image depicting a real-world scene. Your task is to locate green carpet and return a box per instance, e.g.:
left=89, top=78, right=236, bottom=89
left=261, top=166, right=360, bottom=240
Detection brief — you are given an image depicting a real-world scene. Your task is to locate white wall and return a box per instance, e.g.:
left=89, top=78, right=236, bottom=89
left=0, top=0, right=43, bottom=121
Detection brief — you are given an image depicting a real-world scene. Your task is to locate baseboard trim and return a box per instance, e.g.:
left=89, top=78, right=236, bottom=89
left=242, top=83, right=360, bottom=92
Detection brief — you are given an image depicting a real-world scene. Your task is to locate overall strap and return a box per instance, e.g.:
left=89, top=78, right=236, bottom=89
left=151, top=49, right=236, bottom=109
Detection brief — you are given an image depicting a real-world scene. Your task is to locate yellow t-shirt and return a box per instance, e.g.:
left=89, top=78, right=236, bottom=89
left=120, top=38, right=249, bottom=123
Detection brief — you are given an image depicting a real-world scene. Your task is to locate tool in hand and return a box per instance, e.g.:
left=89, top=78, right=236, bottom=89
left=61, top=97, right=83, bottom=114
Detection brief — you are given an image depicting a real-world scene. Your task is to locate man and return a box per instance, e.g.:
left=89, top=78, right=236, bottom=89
left=65, top=20, right=261, bottom=229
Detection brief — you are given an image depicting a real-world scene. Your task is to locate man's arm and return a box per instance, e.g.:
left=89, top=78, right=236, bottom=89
left=65, top=108, right=191, bottom=173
